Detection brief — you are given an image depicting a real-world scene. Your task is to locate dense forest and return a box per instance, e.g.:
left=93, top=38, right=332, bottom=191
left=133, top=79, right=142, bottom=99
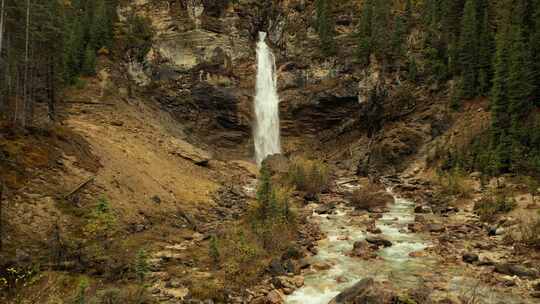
left=314, top=0, right=540, bottom=177
left=0, top=0, right=152, bottom=127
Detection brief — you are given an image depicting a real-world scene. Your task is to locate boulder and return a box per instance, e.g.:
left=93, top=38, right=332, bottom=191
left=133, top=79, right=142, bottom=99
left=351, top=240, right=375, bottom=259
left=365, top=237, right=393, bottom=248
left=268, top=259, right=286, bottom=276
left=266, top=290, right=284, bottom=304
left=328, top=278, right=393, bottom=304
left=494, top=263, right=539, bottom=278
left=462, top=253, right=479, bottom=264
left=168, top=138, right=211, bottom=166
left=414, top=205, right=432, bottom=214
left=427, top=223, right=446, bottom=233
left=315, top=203, right=336, bottom=215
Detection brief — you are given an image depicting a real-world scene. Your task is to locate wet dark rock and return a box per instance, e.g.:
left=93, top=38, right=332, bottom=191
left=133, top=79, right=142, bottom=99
left=414, top=205, right=432, bottom=214
left=462, top=253, right=479, bottom=264
left=350, top=240, right=374, bottom=259
left=365, top=236, right=393, bottom=247
left=494, top=263, right=539, bottom=278
left=477, top=257, right=495, bottom=266
left=268, top=258, right=286, bottom=276
left=151, top=195, right=161, bottom=204
left=427, top=223, right=446, bottom=233
left=315, top=203, right=336, bottom=215
left=367, top=227, right=382, bottom=234
left=328, top=278, right=393, bottom=304
left=297, top=259, right=311, bottom=270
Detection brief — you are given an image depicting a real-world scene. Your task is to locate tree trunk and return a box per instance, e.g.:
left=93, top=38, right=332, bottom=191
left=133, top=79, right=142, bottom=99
left=0, top=0, right=4, bottom=55
left=0, top=182, right=3, bottom=251
left=47, top=57, right=56, bottom=122
left=22, top=0, right=30, bottom=128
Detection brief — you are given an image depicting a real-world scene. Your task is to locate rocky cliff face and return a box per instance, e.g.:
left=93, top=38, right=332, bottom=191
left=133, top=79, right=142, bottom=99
left=121, top=0, right=449, bottom=173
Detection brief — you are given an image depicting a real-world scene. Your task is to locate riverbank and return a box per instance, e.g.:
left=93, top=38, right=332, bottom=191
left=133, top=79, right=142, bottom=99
left=257, top=171, right=540, bottom=304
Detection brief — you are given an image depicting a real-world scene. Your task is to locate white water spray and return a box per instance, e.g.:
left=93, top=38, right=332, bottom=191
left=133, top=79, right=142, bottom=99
left=254, top=32, right=281, bottom=165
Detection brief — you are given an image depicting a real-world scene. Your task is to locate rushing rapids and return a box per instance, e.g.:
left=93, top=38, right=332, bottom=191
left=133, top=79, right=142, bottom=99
left=286, top=180, right=526, bottom=304
left=253, top=32, right=281, bottom=165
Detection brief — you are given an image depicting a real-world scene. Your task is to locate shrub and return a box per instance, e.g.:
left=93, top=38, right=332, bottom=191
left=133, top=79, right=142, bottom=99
left=350, top=183, right=393, bottom=211
left=438, top=168, right=473, bottom=198
left=91, top=288, right=121, bottom=304
left=84, top=197, right=117, bottom=240
left=74, top=277, right=89, bottom=304
left=287, top=157, right=330, bottom=198
left=474, top=189, right=516, bottom=222
left=188, top=279, right=226, bottom=302
left=518, top=212, right=540, bottom=248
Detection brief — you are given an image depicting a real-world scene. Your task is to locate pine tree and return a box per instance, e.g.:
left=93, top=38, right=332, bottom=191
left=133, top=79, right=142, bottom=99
left=209, top=235, right=220, bottom=265
left=82, top=45, right=96, bottom=75
left=490, top=21, right=511, bottom=173
left=408, top=57, right=418, bottom=82
left=477, top=5, right=494, bottom=96
left=458, top=0, right=478, bottom=98
left=371, top=0, right=392, bottom=60
left=356, top=0, right=373, bottom=66
left=390, top=12, right=407, bottom=61
left=256, top=165, right=273, bottom=219
left=507, top=24, right=534, bottom=150
left=86, top=0, right=114, bottom=52
left=531, top=0, right=540, bottom=104
left=135, top=248, right=149, bottom=283
left=315, top=0, right=335, bottom=56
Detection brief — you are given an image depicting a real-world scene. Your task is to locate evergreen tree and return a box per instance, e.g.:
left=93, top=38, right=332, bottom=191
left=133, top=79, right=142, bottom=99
left=490, top=22, right=511, bottom=173
left=209, top=235, right=220, bottom=265
left=530, top=0, right=540, bottom=104
left=371, top=0, right=392, bottom=61
left=390, top=12, right=407, bottom=61
left=90, top=0, right=113, bottom=51
left=507, top=24, right=534, bottom=150
left=256, top=165, right=273, bottom=219
left=356, top=0, right=373, bottom=66
left=82, top=45, right=96, bottom=75
left=315, top=0, right=335, bottom=56
left=408, top=57, right=418, bottom=82
left=458, top=0, right=478, bottom=98
left=477, top=5, right=494, bottom=96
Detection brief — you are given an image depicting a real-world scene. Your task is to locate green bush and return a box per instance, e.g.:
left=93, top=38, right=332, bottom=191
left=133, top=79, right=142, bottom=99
left=287, top=157, right=330, bottom=198
left=84, top=197, right=117, bottom=240
left=474, top=189, right=516, bottom=222
left=438, top=168, right=473, bottom=198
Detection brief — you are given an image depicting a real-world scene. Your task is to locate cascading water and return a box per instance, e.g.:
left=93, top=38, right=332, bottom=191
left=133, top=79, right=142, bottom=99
left=254, top=32, right=281, bottom=165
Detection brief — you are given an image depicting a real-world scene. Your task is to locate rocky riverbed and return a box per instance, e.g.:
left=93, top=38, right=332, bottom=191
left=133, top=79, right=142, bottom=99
left=271, top=176, right=540, bottom=304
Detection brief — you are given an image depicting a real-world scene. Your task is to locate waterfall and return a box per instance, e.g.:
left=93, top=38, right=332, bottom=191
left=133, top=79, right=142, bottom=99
left=254, top=32, right=281, bottom=165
